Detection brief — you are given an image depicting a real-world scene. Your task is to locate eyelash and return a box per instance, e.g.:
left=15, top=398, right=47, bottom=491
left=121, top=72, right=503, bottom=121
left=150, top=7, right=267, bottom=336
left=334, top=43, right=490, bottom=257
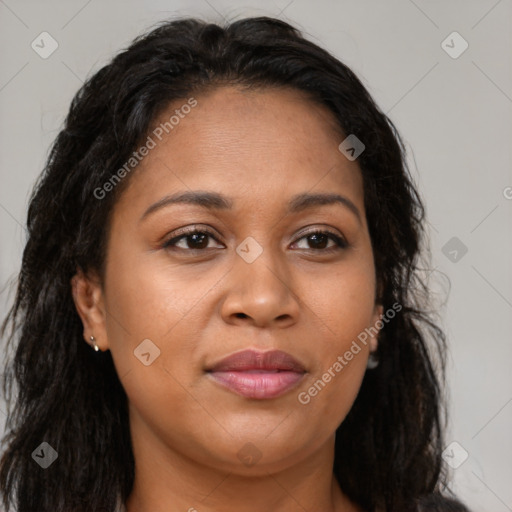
left=162, top=227, right=348, bottom=253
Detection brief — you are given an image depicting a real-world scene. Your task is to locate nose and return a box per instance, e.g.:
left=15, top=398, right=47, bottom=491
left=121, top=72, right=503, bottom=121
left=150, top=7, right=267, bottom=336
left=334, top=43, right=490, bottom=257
left=220, top=247, right=300, bottom=329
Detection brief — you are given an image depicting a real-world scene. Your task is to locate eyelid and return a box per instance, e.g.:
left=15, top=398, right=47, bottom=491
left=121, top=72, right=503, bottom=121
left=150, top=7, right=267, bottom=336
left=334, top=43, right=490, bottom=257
left=162, top=225, right=223, bottom=248
left=293, top=224, right=344, bottom=241
left=166, top=224, right=220, bottom=238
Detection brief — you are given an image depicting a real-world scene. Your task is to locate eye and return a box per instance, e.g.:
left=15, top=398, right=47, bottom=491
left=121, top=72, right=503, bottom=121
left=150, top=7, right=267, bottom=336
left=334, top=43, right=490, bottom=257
left=162, top=227, right=223, bottom=251
left=162, top=227, right=348, bottom=254
left=292, top=229, right=348, bottom=252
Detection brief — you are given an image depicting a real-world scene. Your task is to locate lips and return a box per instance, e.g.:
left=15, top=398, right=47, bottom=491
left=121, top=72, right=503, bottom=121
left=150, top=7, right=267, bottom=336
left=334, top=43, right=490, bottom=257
left=206, top=349, right=306, bottom=399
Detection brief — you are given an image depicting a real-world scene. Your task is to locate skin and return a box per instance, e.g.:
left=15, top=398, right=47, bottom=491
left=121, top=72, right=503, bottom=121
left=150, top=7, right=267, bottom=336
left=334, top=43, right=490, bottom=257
left=72, top=85, right=384, bottom=512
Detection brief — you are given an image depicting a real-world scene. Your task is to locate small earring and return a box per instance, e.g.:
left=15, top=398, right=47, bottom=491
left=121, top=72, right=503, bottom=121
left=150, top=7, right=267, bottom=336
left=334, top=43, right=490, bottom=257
left=90, top=335, right=99, bottom=352
left=366, top=351, right=379, bottom=369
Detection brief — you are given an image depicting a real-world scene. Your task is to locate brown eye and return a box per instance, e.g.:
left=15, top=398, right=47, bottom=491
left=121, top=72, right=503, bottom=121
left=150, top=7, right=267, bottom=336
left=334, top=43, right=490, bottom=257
left=293, top=230, right=348, bottom=251
left=163, top=229, right=223, bottom=251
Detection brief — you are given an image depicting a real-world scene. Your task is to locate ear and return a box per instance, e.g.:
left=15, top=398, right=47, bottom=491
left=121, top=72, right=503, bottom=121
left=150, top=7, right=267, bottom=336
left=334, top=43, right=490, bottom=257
left=369, top=302, right=384, bottom=353
left=71, top=268, right=108, bottom=351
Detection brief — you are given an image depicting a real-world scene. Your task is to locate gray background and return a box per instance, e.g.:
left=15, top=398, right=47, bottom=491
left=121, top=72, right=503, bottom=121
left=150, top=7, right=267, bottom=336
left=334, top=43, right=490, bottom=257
left=1, top=0, right=511, bottom=510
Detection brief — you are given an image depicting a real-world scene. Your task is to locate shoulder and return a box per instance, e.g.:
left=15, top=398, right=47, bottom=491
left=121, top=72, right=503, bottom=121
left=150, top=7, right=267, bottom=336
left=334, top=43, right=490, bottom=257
left=417, top=493, right=472, bottom=512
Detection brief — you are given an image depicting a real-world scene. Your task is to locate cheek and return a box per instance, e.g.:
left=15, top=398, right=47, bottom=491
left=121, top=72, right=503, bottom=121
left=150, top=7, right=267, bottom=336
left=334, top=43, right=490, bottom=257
left=293, top=260, right=376, bottom=416
left=103, top=246, right=216, bottom=342
left=299, top=258, right=377, bottom=349
left=295, top=318, right=370, bottom=435
left=103, top=254, right=212, bottom=443
left=102, top=246, right=226, bottom=396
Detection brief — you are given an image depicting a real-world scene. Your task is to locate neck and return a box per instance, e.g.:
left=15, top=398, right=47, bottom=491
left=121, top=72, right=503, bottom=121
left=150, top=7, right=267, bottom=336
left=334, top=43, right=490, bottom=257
left=125, top=414, right=362, bottom=512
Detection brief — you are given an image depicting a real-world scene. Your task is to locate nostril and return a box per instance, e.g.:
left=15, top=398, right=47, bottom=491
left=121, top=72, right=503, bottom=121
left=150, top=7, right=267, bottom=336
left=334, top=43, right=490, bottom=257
left=235, top=313, right=248, bottom=319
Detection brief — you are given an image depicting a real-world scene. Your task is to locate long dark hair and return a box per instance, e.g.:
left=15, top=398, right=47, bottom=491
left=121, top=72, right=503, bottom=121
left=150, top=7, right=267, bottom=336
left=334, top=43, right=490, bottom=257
left=0, top=16, right=469, bottom=512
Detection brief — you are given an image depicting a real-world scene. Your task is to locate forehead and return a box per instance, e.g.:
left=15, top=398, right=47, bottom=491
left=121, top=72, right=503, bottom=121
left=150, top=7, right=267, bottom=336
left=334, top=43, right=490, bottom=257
left=116, top=85, right=364, bottom=217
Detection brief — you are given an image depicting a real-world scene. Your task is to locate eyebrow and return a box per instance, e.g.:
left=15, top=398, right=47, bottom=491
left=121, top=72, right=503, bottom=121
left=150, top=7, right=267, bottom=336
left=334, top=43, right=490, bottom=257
left=140, top=190, right=362, bottom=224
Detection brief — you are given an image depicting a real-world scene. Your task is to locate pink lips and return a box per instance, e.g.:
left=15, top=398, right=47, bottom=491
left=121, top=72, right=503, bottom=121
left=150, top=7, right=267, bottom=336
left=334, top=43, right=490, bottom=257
left=206, top=349, right=306, bottom=399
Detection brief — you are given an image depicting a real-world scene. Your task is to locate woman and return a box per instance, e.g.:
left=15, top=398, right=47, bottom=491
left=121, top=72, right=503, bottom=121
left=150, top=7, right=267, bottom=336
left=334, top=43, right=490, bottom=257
left=0, top=16, right=471, bottom=512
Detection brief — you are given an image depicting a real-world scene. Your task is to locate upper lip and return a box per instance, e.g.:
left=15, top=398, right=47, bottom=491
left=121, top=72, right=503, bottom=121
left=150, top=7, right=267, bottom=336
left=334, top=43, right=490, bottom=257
left=206, top=349, right=306, bottom=373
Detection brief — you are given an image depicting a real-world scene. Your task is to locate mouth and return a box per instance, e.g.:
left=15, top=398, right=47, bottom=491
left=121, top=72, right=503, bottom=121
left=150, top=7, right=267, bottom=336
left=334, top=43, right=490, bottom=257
left=205, top=349, right=307, bottom=400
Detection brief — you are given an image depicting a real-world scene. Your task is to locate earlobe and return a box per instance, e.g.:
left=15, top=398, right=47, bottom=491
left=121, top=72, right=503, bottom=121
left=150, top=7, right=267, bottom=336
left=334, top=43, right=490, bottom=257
left=70, top=269, right=107, bottom=351
left=369, top=303, right=384, bottom=353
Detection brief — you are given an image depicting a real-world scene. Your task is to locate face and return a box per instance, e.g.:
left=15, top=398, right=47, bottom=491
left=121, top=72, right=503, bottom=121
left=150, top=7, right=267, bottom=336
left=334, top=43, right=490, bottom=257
left=72, top=85, right=383, bottom=476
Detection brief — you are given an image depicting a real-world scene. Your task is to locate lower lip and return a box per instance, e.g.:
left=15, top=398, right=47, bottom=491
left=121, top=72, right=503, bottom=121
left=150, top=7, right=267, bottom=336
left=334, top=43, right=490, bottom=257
left=208, top=370, right=304, bottom=399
